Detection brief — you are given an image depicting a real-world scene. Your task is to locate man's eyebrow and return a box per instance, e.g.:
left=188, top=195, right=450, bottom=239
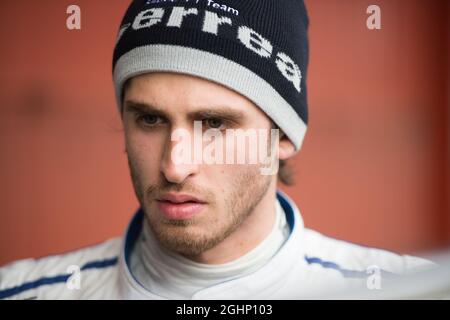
left=124, top=100, right=166, bottom=117
left=189, top=109, right=244, bottom=122
left=124, top=100, right=244, bottom=122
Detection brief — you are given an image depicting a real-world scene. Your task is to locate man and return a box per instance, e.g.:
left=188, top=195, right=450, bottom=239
left=0, top=0, right=432, bottom=300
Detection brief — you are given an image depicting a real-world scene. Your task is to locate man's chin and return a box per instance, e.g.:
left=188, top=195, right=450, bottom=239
left=148, top=214, right=207, bottom=239
left=150, top=223, right=220, bottom=256
left=161, top=217, right=199, bottom=227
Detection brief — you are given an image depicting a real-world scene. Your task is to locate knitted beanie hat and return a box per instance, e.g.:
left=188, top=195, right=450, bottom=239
left=113, top=0, right=309, bottom=150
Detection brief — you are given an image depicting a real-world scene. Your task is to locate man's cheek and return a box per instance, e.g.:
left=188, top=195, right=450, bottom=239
left=127, top=137, right=161, bottom=171
left=127, top=151, right=156, bottom=193
left=137, top=157, right=160, bottom=188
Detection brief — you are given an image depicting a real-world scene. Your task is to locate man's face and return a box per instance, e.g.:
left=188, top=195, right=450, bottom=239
left=122, top=72, right=276, bottom=257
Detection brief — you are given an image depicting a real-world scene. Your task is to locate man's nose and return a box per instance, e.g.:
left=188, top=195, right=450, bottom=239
left=160, top=129, right=200, bottom=184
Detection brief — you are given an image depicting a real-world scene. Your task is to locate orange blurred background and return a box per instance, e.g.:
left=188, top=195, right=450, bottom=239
left=0, top=0, right=448, bottom=265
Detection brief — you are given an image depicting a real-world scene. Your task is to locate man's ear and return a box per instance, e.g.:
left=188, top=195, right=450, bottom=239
left=278, top=131, right=296, bottom=160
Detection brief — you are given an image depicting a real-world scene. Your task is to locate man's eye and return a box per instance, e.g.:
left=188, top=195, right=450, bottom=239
left=205, top=118, right=225, bottom=130
left=137, top=114, right=161, bottom=126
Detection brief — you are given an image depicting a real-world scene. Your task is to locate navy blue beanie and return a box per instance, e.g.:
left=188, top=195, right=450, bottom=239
left=113, top=0, right=309, bottom=150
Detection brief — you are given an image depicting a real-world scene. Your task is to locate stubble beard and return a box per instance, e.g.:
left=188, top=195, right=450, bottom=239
left=127, top=157, right=272, bottom=257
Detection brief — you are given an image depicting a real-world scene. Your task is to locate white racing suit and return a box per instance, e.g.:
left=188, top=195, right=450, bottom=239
left=0, top=191, right=432, bottom=299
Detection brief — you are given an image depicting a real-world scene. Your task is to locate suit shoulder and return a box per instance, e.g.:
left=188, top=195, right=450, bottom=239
left=0, top=237, right=122, bottom=299
left=301, top=228, right=434, bottom=275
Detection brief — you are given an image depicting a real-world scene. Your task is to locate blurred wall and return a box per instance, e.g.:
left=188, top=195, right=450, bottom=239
left=0, top=0, right=448, bottom=265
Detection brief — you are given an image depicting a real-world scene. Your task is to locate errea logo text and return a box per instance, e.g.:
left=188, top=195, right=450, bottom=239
left=120, top=6, right=302, bottom=93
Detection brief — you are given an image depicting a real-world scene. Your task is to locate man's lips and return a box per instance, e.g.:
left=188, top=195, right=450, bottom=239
left=156, top=193, right=207, bottom=220
left=157, top=193, right=206, bottom=204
